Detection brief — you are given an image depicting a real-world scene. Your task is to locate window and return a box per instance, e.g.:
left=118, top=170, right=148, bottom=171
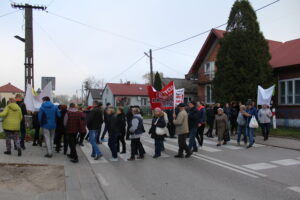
left=279, top=78, right=300, bottom=105
left=204, top=62, right=215, bottom=74
left=141, top=98, right=147, bottom=106
left=205, top=84, right=214, bottom=104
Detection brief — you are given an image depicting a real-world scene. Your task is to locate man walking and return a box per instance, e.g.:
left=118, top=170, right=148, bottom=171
left=173, top=103, right=192, bottom=158
left=15, top=94, right=27, bottom=150
left=87, top=101, right=103, bottom=160
left=0, top=98, right=23, bottom=156
left=38, top=96, right=61, bottom=158
left=188, top=101, right=199, bottom=152
left=197, top=102, right=206, bottom=147
left=100, top=103, right=111, bottom=142
left=64, top=103, right=81, bottom=163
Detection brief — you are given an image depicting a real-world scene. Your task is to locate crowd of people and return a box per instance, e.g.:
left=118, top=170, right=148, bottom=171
left=0, top=95, right=273, bottom=163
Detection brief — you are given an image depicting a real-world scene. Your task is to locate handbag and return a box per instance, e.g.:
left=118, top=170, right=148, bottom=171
left=249, top=116, right=259, bottom=128
left=155, top=118, right=167, bottom=135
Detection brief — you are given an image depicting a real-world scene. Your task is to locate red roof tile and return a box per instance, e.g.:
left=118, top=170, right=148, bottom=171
left=0, top=83, right=24, bottom=93
left=270, top=38, right=300, bottom=68
left=188, top=29, right=300, bottom=74
left=107, top=83, right=148, bottom=96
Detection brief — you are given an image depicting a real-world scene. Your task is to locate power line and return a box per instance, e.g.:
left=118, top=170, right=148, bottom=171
left=45, top=11, right=194, bottom=58
left=108, top=55, right=146, bottom=82
left=0, top=10, right=18, bottom=18
left=152, top=57, right=184, bottom=76
left=153, top=0, right=280, bottom=52
left=46, top=11, right=157, bottom=48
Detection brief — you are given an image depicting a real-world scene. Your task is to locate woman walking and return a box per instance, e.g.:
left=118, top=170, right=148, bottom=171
left=149, top=108, right=167, bottom=159
left=0, top=98, right=23, bottom=156
left=258, top=104, right=272, bottom=141
left=116, top=107, right=126, bottom=154
left=237, top=105, right=247, bottom=145
left=214, top=108, right=229, bottom=146
left=128, top=108, right=145, bottom=161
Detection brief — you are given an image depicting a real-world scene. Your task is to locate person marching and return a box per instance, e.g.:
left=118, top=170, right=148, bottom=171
left=173, top=103, right=192, bottom=158
left=116, top=107, right=126, bottom=154
left=128, top=107, right=145, bottom=161
left=38, top=96, right=61, bottom=158
left=258, top=104, right=272, bottom=141
left=149, top=108, right=167, bottom=159
left=0, top=98, right=23, bottom=156
left=187, top=101, right=200, bottom=152
left=214, top=108, right=229, bottom=147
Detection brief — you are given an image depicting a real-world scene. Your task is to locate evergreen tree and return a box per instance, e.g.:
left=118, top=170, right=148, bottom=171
left=153, top=72, right=163, bottom=91
left=1, top=98, right=6, bottom=108
left=213, top=0, right=274, bottom=103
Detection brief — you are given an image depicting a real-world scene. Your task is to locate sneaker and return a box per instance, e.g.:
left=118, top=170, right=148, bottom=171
left=45, top=154, right=52, bottom=158
left=192, top=149, right=198, bottom=152
left=247, top=144, right=253, bottom=149
left=120, top=151, right=126, bottom=154
left=137, top=155, right=144, bottom=159
left=4, top=151, right=11, bottom=155
left=32, top=143, right=37, bottom=146
left=91, top=154, right=96, bottom=158
left=216, top=144, right=221, bottom=147
left=94, top=154, right=103, bottom=160
left=101, top=138, right=108, bottom=142
left=18, top=149, right=22, bottom=157
left=152, top=155, right=160, bottom=159
left=174, top=154, right=184, bottom=158
left=109, top=158, right=118, bottom=162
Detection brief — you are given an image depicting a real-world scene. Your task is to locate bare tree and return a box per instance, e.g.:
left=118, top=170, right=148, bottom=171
left=143, top=72, right=164, bottom=84
left=53, top=95, right=69, bottom=105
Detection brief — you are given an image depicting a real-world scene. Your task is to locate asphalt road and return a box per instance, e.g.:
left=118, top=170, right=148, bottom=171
left=80, top=123, right=300, bottom=200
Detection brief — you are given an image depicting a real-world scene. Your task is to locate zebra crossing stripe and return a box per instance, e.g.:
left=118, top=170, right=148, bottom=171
left=80, top=142, right=108, bottom=164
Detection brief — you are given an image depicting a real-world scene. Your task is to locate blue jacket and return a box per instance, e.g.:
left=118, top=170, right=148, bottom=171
left=38, top=101, right=61, bottom=129
left=245, top=107, right=258, bottom=126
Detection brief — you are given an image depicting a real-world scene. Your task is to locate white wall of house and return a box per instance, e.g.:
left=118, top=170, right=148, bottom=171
left=102, top=86, right=114, bottom=106
left=87, top=94, right=94, bottom=106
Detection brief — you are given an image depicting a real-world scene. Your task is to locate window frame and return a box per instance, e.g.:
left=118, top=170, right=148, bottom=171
left=205, top=84, right=214, bottom=104
left=278, top=78, right=300, bottom=105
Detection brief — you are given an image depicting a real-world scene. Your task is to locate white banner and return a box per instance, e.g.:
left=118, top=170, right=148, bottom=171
left=175, top=88, right=185, bottom=106
left=24, top=82, right=53, bottom=112
left=257, top=85, right=275, bottom=106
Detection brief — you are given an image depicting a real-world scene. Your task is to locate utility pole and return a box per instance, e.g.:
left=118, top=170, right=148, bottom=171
left=11, top=3, right=47, bottom=92
left=144, top=49, right=154, bottom=85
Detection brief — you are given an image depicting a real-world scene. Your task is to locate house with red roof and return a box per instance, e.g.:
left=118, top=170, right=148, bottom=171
left=102, top=82, right=149, bottom=107
left=186, top=29, right=300, bottom=127
left=0, top=83, right=24, bottom=104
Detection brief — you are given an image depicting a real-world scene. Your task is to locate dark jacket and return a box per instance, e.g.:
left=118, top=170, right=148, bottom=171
left=188, top=106, right=199, bottom=130
left=230, top=107, right=238, bottom=122
left=65, top=108, right=82, bottom=134
left=79, top=111, right=87, bottom=134
left=126, top=109, right=133, bottom=128
left=108, top=113, right=126, bottom=137
left=16, top=100, right=27, bottom=123
left=56, top=109, right=67, bottom=133
left=87, top=107, right=103, bottom=130
left=206, top=108, right=215, bottom=124
left=198, top=107, right=206, bottom=124
left=32, top=112, right=40, bottom=129
left=150, top=115, right=167, bottom=139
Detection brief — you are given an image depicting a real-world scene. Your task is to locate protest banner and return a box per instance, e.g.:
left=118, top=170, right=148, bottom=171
left=257, top=85, right=275, bottom=106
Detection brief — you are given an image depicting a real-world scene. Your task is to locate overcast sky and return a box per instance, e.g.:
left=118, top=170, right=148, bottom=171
left=1, top=0, right=300, bottom=96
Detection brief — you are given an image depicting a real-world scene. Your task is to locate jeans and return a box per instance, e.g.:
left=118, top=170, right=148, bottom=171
left=108, top=135, right=118, bottom=158
left=245, top=126, right=254, bottom=146
left=5, top=130, right=21, bottom=151
left=188, top=127, right=198, bottom=151
left=237, top=125, right=247, bottom=144
left=154, top=138, right=163, bottom=156
left=178, top=134, right=190, bottom=155
left=89, top=130, right=102, bottom=156
left=67, top=133, right=78, bottom=160
left=43, top=128, right=55, bottom=155
left=261, top=123, right=270, bottom=140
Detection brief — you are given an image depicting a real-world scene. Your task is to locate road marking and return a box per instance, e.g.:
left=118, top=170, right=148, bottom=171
left=142, top=143, right=170, bottom=158
left=271, top=159, right=300, bottom=166
left=200, top=146, right=222, bottom=152
left=222, top=145, right=244, bottom=150
left=96, top=173, right=109, bottom=186
left=287, top=186, right=300, bottom=194
left=142, top=137, right=265, bottom=178
left=80, top=142, right=108, bottom=164
left=243, top=162, right=278, bottom=170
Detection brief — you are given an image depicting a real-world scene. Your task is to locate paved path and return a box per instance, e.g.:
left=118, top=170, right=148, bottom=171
left=0, top=139, right=107, bottom=200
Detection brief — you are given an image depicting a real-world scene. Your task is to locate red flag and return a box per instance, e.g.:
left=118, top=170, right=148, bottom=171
left=147, top=81, right=175, bottom=110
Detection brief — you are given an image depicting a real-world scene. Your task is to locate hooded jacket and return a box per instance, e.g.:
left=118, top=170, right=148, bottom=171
left=0, top=103, right=23, bottom=131
left=38, top=101, right=61, bottom=129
